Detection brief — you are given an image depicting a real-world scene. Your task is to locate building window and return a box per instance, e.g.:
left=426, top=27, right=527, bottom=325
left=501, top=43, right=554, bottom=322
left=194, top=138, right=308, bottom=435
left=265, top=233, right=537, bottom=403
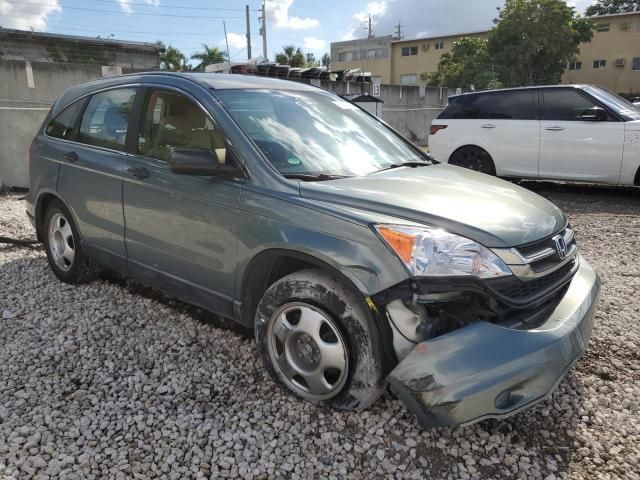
left=633, top=57, right=640, bottom=71
left=401, top=46, right=418, bottom=56
left=596, top=23, right=610, bottom=32
left=337, top=51, right=354, bottom=62
left=434, top=41, right=444, bottom=50
left=593, top=59, right=606, bottom=69
left=367, top=48, right=383, bottom=59
left=568, top=61, right=582, bottom=70
left=400, top=73, right=417, bottom=85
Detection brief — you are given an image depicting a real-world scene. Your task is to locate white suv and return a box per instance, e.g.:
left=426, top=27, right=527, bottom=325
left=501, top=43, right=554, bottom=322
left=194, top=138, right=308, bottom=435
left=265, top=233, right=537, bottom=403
left=428, top=85, right=640, bottom=186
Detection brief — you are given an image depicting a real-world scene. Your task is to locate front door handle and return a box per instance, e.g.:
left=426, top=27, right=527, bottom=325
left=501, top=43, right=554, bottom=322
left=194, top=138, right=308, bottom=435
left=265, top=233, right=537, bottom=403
left=545, top=126, right=565, bottom=131
left=64, top=151, right=78, bottom=162
left=480, top=123, right=496, bottom=129
left=126, top=166, right=150, bottom=179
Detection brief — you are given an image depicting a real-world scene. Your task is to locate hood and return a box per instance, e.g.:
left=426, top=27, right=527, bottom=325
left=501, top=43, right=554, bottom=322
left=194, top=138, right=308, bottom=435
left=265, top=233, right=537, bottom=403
left=299, top=164, right=566, bottom=248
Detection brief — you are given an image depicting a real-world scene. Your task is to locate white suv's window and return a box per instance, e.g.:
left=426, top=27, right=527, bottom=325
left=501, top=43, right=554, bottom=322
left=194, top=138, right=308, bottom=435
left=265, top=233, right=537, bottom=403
left=542, top=90, right=605, bottom=121
left=483, top=92, right=536, bottom=120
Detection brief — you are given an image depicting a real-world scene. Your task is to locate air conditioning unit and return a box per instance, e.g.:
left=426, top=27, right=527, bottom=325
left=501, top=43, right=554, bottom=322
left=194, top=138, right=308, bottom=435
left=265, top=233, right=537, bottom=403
left=615, top=58, right=626, bottom=67
left=620, top=21, right=630, bottom=30
left=422, top=43, right=429, bottom=51
left=420, top=72, right=429, bottom=81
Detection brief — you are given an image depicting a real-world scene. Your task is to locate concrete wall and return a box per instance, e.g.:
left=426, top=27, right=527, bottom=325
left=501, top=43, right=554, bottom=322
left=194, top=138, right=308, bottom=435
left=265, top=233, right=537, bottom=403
left=0, top=59, right=104, bottom=188
left=319, top=80, right=455, bottom=145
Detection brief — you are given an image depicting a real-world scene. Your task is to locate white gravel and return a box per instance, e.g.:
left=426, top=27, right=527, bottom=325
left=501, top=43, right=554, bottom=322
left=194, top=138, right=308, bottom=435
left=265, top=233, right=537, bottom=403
left=1, top=184, right=639, bottom=480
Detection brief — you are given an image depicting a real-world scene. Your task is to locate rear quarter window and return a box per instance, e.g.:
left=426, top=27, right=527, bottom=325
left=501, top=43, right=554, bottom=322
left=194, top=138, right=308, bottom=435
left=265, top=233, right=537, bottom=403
left=45, top=101, right=83, bottom=140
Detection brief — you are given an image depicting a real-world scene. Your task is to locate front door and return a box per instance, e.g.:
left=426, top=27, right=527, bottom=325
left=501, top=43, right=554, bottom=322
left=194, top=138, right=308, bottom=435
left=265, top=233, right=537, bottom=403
left=539, top=89, right=625, bottom=183
left=122, top=87, right=244, bottom=317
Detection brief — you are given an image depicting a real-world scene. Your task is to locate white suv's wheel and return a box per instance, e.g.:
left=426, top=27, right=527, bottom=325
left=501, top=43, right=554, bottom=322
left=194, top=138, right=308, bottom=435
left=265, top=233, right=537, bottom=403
left=450, top=146, right=496, bottom=175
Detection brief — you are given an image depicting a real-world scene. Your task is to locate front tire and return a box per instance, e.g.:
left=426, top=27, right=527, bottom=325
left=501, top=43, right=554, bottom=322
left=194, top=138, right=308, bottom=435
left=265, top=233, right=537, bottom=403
left=255, top=269, right=387, bottom=411
left=449, top=146, right=496, bottom=175
left=43, top=199, right=100, bottom=284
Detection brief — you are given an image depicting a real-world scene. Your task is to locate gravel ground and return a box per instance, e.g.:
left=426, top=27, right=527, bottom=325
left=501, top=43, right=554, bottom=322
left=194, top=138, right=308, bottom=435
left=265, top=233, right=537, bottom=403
left=0, top=184, right=639, bottom=480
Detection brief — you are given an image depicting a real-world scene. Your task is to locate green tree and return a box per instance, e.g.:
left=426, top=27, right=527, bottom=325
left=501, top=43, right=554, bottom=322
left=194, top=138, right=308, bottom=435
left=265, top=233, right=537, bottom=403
left=156, top=41, right=188, bottom=72
left=321, top=53, right=331, bottom=67
left=427, top=37, right=501, bottom=89
left=488, top=0, right=594, bottom=86
left=190, top=44, right=227, bottom=72
left=274, top=45, right=306, bottom=67
left=305, top=53, right=319, bottom=66
left=586, top=0, right=640, bottom=16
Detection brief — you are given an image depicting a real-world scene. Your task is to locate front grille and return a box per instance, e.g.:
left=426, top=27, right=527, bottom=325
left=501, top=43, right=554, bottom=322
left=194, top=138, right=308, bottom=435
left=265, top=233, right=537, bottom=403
left=515, top=226, right=577, bottom=274
left=489, top=258, right=576, bottom=302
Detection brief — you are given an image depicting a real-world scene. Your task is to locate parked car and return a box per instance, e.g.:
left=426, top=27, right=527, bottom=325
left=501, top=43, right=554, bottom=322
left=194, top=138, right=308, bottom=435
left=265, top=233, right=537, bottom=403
left=27, top=73, right=601, bottom=428
left=428, top=85, right=640, bottom=185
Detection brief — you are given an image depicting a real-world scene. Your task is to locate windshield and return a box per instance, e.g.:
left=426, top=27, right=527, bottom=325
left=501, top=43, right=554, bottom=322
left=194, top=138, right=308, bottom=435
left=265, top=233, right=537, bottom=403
left=214, top=89, right=428, bottom=177
left=583, top=86, right=640, bottom=121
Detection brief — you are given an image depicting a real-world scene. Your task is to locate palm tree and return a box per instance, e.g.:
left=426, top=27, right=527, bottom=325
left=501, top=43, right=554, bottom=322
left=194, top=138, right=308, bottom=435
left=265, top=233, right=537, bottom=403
left=275, top=45, right=306, bottom=68
left=156, top=41, right=188, bottom=72
left=190, top=44, right=227, bottom=72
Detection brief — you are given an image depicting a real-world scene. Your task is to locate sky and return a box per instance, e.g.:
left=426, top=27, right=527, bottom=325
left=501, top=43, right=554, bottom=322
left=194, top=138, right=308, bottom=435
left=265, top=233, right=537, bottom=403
left=0, top=0, right=596, bottom=66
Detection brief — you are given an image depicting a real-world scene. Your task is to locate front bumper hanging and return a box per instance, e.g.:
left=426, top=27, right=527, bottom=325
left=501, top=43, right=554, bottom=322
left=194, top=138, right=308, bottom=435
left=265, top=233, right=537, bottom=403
left=387, top=254, right=601, bottom=428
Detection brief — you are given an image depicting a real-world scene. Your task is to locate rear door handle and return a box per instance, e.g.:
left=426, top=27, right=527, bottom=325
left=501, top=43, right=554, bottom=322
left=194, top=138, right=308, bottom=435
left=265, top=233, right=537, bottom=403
left=545, top=126, right=564, bottom=131
left=64, top=151, right=78, bottom=162
left=481, top=123, right=496, bottom=129
left=126, top=166, right=150, bottom=179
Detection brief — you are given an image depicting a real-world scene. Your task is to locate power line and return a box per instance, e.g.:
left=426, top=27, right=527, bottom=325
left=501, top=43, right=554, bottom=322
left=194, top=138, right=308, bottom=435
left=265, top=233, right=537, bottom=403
left=4, top=1, right=245, bottom=19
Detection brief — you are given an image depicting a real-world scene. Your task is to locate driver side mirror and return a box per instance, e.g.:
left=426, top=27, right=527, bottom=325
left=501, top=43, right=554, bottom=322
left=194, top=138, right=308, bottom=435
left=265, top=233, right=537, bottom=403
left=580, top=107, right=607, bottom=122
left=168, top=148, right=220, bottom=176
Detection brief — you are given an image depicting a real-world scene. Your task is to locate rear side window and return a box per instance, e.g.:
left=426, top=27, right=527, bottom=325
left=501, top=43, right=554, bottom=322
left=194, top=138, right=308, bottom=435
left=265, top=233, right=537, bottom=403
left=79, top=88, right=137, bottom=151
left=438, top=95, right=488, bottom=119
left=542, top=90, right=608, bottom=121
left=482, top=92, right=537, bottom=120
left=46, top=101, right=83, bottom=140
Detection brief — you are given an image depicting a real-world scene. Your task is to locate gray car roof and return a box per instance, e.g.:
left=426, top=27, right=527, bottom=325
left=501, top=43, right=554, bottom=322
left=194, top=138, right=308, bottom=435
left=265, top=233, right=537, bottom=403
left=51, top=72, right=321, bottom=114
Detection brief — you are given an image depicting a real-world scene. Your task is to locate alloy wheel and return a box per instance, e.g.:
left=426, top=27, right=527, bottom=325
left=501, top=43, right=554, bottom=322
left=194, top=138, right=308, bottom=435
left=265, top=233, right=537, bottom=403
left=48, top=212, right=76, bottom=271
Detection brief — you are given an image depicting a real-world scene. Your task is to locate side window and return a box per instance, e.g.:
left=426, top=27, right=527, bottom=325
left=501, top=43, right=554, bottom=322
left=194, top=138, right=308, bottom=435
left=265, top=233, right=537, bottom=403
left=137, top=90, right=228, bottom=164
left=482, top=92, right=536, bottom=120
left=79, top=88, right=137, bottom=151
left=45, top=101, right=83, bottom=140
left=542, top=90, right=607, bottom=121
left=439, top=95, right=489, bottom=120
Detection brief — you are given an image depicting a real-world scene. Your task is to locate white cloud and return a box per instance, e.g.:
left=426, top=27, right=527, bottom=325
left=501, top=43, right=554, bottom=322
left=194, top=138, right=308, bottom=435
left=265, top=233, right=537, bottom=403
left=116, top=0, right=160, bottom=14
left=567, top=0, right=596, bottom=14
left=0, top=0, right=61, bottom=30
left=303, top=36, right=327, bottom=51
left=266, top=0, right=319, bottom=30
left=353, top=1, right=388, bottom=23
left=225, top=32, right=247, bottom=49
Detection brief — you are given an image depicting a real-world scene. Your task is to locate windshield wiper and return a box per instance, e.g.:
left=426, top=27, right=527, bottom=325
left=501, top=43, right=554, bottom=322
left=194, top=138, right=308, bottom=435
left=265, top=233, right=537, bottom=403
left=283, top=173, right=351, bottom=182
left=374, top=160, right=431, bottom=173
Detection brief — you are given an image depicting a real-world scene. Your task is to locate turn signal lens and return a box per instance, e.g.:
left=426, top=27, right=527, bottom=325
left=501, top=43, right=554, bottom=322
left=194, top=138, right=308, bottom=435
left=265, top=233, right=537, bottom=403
left=376, top=226, right=416, bottom=263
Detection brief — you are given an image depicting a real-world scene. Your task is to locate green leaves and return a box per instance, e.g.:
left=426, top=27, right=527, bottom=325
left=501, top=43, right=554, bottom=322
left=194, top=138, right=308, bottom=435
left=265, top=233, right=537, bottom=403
left=275, top=45, right=307, bottom=68
left=586, top=0, right=640, bottom=16
left=190, top=45, right=228, bottom=72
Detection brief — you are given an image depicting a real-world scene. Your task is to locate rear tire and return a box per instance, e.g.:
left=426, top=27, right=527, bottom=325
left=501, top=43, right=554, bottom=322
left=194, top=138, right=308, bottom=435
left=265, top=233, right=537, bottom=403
left=449, top=146, right=496, bottom=175
left=43, top=199, right=100, bottom=284
left=254, top=269, right=387, bottom=411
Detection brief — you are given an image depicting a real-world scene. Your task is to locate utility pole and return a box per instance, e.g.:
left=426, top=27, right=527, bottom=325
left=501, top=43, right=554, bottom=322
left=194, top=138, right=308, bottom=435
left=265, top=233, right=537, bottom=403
left=395, top=21, right=403, bottom=40
left=223, top=21, right=231, bottom=69
left=259, top=1, right=268, bottom=62
left=245, top=5, right=252, bottom=59
left=368, top=14, right=373, bottom=38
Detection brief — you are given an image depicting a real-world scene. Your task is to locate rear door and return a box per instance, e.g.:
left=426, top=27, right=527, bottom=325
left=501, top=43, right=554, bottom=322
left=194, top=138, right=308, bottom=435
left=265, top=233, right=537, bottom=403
left=474, top=90, right=540, bottom=178
left=56, top=86, right=141, bottom=272
left=122, top=86, right=244, bottom=317
left=539, top=88, right=625, bottom=183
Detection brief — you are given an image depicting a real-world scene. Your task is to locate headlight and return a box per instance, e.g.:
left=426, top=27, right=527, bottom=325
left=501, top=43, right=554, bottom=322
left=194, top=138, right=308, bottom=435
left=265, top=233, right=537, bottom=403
left=374, top=224, right=511, bottom=278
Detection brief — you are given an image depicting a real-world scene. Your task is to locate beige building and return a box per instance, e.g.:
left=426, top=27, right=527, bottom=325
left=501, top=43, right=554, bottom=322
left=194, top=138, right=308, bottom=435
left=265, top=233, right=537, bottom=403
left=330, top=11, right=640, bottom=94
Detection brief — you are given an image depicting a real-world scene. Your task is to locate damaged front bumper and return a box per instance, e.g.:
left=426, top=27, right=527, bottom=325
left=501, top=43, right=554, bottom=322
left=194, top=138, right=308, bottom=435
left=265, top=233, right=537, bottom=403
left=387, top=254, right=601, bottom=428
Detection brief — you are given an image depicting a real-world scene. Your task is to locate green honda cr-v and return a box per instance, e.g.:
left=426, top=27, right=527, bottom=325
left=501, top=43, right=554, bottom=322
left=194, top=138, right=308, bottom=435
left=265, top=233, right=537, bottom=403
left=26, top=73, right=600, bottom=428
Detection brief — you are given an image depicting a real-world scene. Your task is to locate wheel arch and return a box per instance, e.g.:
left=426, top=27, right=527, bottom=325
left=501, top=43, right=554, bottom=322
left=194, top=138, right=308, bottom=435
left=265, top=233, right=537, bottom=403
left=35, top=191, right=69, bottom=242
left=448, top=144, right=497, bottom=175
left=241, top=248, right=398, bottom=375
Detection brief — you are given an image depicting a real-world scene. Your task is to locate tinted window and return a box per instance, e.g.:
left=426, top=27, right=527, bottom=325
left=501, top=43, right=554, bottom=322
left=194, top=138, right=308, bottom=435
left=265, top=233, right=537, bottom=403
left=542, top=90, right=602, bottom=121
left=137, top=90, right=228, bottom=164
left=46, top=101, right=83, bottom=140
left=79, top=88, right=137, bottom=151
left=482, top=92, right=536, bottom=120
left=439, top=95, right=488, bottom=119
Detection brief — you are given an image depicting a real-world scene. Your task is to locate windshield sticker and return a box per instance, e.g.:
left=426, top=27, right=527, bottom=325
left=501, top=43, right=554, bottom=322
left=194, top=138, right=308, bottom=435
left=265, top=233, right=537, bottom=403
left=287, top=157, right=302, bottom=165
